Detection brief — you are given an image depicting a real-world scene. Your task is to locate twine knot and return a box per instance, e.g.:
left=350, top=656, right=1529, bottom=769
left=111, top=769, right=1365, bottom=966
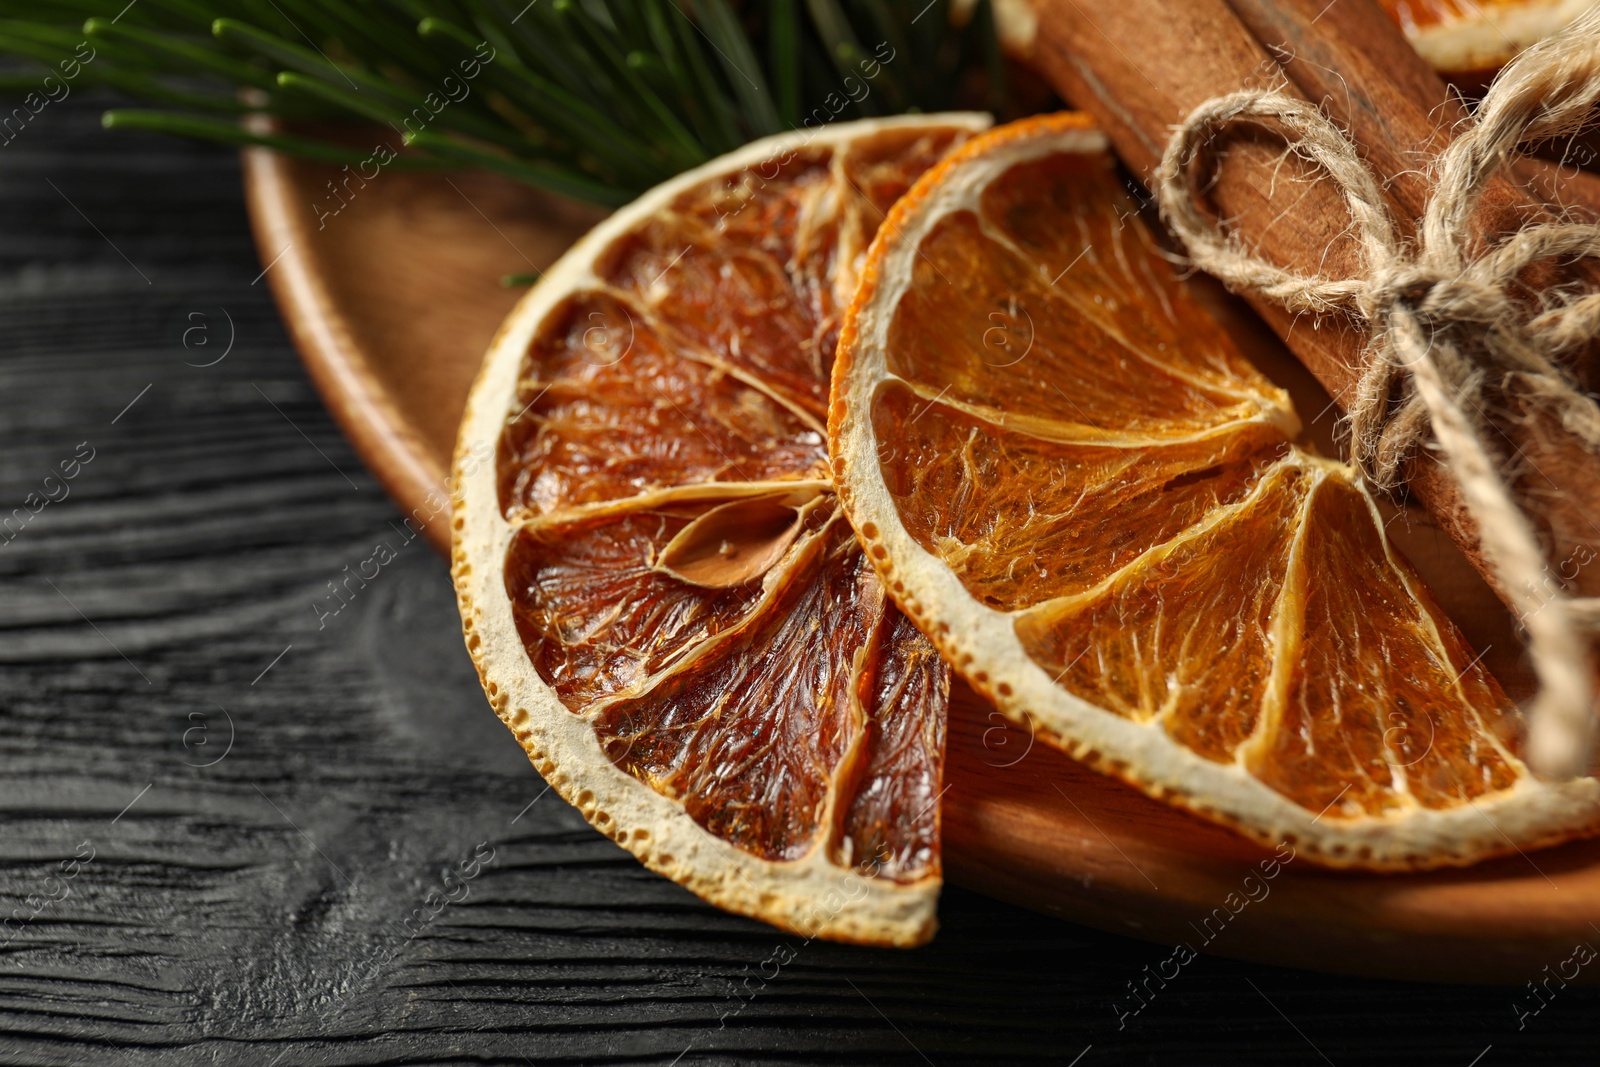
left=1154, top=8, right=1600, bottom=778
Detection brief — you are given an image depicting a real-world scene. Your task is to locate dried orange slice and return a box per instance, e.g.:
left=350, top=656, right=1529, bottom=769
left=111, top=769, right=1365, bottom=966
left=1379, top=0, right=1591, bottom=76
left=829, top=113, right=1600, bottom=868
left=452, top=114, right=988, bottom=945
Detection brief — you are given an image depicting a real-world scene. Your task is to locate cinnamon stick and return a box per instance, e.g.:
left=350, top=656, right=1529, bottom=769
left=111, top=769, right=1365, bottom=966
left=1017, top=0, right=1600, bottom=604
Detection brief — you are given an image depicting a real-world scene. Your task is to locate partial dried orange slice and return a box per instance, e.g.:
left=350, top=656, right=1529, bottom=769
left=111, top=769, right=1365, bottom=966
left=829, top=113, right=1600, bottom=868
left=1379, top=0, right=1592, bottom=76
left=453, top=114, right=987, bottom=945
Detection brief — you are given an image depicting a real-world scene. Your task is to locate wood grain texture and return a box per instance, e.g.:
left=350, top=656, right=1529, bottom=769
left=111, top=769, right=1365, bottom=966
left=5, top=92, right=1600, bottom=1066
left=245, top=104, right=1600, bottom=985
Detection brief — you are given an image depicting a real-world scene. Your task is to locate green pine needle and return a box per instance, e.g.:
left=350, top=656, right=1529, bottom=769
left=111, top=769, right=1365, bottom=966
left=0, top=1, right=1003, bottom=205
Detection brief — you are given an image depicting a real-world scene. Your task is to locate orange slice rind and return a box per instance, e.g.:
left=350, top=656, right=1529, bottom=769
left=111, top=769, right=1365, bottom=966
left=829, top=112, right=1600, bottom=869
left=453, top=114, right=988, bottom=945
left=1380, top=0, right=1594, bottom=75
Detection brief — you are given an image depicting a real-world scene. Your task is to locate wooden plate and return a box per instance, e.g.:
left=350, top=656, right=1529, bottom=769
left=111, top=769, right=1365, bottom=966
left=243, top=146, right=1600, bottom=985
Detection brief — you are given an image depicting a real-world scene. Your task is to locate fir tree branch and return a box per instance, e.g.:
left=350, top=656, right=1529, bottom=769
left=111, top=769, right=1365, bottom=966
left=0, top=0, right=1002, bottom=204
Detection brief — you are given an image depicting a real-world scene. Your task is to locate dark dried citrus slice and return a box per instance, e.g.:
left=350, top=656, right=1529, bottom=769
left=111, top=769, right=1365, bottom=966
left=454, top=115, right=986, bottom=945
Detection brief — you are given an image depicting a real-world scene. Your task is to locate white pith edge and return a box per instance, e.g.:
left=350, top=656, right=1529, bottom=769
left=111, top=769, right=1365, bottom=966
left=1404, top=0, right=1590, bottom=72
left=452, top=113, right=992, bottom=947
left=833, top=118, right=1600, bottom=870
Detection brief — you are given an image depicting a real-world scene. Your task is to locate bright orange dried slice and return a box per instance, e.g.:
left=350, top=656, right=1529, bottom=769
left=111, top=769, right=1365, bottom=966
left=829, top=113, right=1600, bottom=868
left=1379, top=0, right=1591, bottom=75
left=452, top=114, right=988, bottom=946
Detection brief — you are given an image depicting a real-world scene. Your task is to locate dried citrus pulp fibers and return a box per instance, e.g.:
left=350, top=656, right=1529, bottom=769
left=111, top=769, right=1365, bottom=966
left=829, top=113, right=1600, bottom=868
left=1379, top=0, right=1593, bottom=74
left=452, top=114, right=989, bottom=945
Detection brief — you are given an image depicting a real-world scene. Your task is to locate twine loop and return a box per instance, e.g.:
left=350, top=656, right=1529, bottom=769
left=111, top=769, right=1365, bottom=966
left=1154, top=9, right=1600, bottom=777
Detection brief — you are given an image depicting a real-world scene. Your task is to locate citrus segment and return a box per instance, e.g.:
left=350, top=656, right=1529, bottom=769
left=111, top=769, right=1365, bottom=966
left=592, top=124, right=977, bottom=415
left=1012, top=460, right=1313, bottom=759
left=590, top=511, right=934, bottom=874
left=885, top=207, right=1282, bottom=439
left=871, top=377, right=1288, bottom=610
left=455, top=115, right=988, bottom=946
left=499, top=291, right=826, bottom=517
left=1258, top=474, right=1522, bottom=817
left=504, top=511, right=778, bottom=709
left=830, top=113, right=1600, bottom=867
left=973, top=151, right=1276, bottom=390
left=835, top=607, right=948, bottom=881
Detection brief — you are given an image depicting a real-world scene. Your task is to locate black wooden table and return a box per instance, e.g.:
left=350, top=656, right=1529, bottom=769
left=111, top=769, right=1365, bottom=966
left=1, top=92, right=1595, bottom=1067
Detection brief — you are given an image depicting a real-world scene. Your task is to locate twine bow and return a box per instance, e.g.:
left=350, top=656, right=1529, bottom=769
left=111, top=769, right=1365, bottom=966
left=1154, top=9, right=1600, bottom=779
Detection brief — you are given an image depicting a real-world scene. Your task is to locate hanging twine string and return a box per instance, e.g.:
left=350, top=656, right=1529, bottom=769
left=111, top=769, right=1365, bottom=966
left=1154, top=9, right=1600, bottom=779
